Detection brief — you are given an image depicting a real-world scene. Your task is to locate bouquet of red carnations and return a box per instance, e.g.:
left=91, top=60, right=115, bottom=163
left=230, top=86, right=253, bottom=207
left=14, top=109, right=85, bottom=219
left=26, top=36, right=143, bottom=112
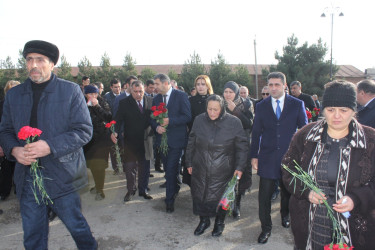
left=18, top=126, right=52, bottom=205
left=217, top=175, right=239, bottom=215
left=105, top=120, right=122, bottom=170
left=150, top=102, right=168, bottom=155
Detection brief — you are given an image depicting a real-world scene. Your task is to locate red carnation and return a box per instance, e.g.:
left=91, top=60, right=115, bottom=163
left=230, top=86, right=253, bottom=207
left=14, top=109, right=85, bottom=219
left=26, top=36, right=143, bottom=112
left=306, top=110, right=312, bottom=119
left=18, top=126, right=42, bottom=140
left=151, top=106, right=156, bottom=111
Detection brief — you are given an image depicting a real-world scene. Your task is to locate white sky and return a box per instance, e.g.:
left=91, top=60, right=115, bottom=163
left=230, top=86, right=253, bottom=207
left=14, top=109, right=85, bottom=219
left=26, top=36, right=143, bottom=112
left=0, top=0, right=374, bottom=72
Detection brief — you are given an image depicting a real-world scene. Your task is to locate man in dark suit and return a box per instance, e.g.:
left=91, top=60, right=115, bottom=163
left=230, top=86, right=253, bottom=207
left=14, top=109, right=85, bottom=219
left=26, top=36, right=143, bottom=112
left=112, top=75, right=138, bottom=117
left=356, top=79, right=375, bottom=129
left=250, top=72, right=308, bottom=244
left=151, top=74, right=191, bottom=213
left=290, top=80, right=316, bottom=112
left=112, top=80, right=153, bottom=201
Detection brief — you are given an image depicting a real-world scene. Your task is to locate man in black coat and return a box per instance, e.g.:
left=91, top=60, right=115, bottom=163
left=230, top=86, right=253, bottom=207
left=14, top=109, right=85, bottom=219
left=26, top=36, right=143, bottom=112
left=290, top=81, right=316, bottom=112
left=356, top=79, right=375, bottom=128
left=112, top=80, right=153, bottom=201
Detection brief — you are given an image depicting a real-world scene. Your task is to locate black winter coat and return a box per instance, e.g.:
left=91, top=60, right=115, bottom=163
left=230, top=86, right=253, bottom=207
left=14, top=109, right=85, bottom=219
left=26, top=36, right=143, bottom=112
left=84, top=96, right=112, bottom=161
left=187, top=94, right=210, bottom=131
left=185, top=112, right=249, bottom=216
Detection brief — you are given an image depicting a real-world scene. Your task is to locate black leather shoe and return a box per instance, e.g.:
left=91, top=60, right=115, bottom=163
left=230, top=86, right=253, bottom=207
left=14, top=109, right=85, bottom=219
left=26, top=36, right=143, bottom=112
left=124, top=191, right=135, bottom=202
left=0, top=209, right=3, bottom=215
left=194, top=217, right=210, bottom=236
left=258, top=231, right=271, bottom=244
left=271, top=192, right=279, bottom=201
left=159, top=182, right=167, bottom=188
left=282, top=217, right=290, bottom=228
left=155, top=167, right=164, bottom=173
left=166, top=203, right=174, bottom=213
left=139, top=193, right=153, bottom=200
left=149, top=174, right=154, bottom=178
left=146, top=187, right=151, bottom=192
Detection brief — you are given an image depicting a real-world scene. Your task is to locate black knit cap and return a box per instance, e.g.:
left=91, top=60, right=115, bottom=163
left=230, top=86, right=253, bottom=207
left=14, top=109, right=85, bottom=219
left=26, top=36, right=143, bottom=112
left=23, top=40, right=59, bottom=65
left=322, top=80, right=357, bottom=111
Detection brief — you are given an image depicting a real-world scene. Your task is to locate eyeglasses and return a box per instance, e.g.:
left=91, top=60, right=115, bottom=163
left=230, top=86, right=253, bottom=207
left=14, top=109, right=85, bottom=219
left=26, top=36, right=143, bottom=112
left=262, top=93, right=269, bottom=96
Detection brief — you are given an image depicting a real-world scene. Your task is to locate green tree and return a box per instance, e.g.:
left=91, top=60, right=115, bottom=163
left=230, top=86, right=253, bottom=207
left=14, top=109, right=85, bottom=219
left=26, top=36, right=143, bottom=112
left=232, top=64, right=253, bottom=91
left=17, top=49, right=28, bottom=82
left=179, top=51, right=206, bottom=92
left=118, top=53, right=138, bottom=83
left=208, top=52, right=233, bottom=94
left=77, top=56, right=96, bottom=83
left=263, top=34, right=334, bottom=96
left=96, top=52, right=117, bottom=92
left=57, top=55, right=74, bottom=82
left=168, top=68, right=179, bottom=82
left=0, top=56, right=17, bottom=89
left=140, top=67, right=156, bottom=82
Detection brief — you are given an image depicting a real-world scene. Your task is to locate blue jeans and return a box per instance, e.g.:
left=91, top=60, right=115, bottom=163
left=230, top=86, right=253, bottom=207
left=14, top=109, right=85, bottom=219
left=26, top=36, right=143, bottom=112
left=20, top=181, right=97, bottom=250
left=162, top=147, right=182, bottom=204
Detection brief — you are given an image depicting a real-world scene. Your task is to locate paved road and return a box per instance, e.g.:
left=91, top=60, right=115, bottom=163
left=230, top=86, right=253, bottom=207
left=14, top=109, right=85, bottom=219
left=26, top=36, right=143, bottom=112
left=0, top=169, right=294, bottom=249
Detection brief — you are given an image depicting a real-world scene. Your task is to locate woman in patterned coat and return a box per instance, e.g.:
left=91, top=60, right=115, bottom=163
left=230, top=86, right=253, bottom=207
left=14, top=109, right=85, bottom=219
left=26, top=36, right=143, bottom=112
left=282, top=80, right=375, bottom=250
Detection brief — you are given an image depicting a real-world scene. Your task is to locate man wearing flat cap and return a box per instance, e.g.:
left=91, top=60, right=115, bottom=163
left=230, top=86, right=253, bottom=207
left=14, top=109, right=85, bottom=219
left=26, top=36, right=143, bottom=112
left=0, top=40, right=97, bottom=249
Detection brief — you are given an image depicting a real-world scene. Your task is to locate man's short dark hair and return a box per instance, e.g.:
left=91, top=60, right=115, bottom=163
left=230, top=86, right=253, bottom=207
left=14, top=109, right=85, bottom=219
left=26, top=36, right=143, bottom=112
left=290, top=81, right=301, bottom=88
left=267, top=72, right=286, bottom=84
left=93, top=82, right=103, bottom=89
left=154, top=73, right=170, bottom=84
left=146, top=79, right=155, bottom=87
left=131, top=80, right=144, bottom=88
left=125, top=75, right=138, bottom=84
left=357, top=79, right=375, bottom=94
left=82, top=76, right=89, bottom=81
left=110, top=78, right=120, bottom=86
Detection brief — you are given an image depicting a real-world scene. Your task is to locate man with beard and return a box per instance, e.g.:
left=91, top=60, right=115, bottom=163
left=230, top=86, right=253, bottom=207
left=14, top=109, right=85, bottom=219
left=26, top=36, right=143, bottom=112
left=0, top=40, right=96, bottom=249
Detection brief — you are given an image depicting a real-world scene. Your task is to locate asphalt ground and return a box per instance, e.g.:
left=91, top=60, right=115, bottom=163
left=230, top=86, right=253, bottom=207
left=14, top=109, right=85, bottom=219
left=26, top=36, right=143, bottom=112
left=0, top=168, right=294, bottom=250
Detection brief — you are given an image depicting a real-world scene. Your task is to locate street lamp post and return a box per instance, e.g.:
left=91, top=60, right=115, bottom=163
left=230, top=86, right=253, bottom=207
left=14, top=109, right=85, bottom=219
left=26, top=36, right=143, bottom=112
left=321, top=6, right=344, bottom=81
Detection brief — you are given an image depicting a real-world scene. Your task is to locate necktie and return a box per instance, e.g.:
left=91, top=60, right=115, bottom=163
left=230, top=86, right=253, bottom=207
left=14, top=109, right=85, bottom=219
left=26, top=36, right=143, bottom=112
left=137, top=101, right=143, bottom=113
left=276, top=100, right=281, bottom=119
left=163, top=95, right=167, bottom=105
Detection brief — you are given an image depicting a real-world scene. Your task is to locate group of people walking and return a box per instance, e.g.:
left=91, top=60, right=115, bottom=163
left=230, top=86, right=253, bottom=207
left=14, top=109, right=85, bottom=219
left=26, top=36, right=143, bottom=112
left=0, top=39, right=374, bottom=250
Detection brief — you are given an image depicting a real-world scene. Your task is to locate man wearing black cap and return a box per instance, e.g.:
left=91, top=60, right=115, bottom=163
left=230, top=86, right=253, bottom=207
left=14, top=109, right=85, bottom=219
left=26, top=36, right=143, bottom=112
left=0, top=40, right=97, bottom=249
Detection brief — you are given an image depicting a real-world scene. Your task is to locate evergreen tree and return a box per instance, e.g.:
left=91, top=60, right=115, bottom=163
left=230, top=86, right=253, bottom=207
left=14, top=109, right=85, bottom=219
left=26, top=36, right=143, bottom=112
left=179, top=52, right=206, bottom=92
left=140, top=67, right=156, bottom=82
left=208, top=52, right=232, bottom=94
left=57, top=55, right=74, bottom=82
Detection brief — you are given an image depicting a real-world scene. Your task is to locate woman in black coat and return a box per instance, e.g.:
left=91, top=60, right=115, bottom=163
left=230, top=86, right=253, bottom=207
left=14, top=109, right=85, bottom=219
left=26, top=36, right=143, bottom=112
left=223, top=81, right=254, bottom=218
left=83, top=85, right=112, bottom=200
left=185, top=95, right=248, bottom=237
left=183, top=75, right=214, bottom=186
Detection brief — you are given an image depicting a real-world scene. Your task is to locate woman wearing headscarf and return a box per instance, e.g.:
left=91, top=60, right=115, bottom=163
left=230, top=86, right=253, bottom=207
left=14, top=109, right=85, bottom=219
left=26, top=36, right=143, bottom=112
left=83, top=84, right=112, bottom=200
left=282, top=80, right=375, bottom=250
left=223, top=81, right=254, bottom=218
left=185, top=95, right=248, bottom=237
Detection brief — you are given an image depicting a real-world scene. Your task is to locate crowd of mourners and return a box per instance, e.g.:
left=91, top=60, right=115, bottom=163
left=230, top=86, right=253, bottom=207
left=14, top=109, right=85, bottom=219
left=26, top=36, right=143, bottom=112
left=0, top=40, right=374, bottom=250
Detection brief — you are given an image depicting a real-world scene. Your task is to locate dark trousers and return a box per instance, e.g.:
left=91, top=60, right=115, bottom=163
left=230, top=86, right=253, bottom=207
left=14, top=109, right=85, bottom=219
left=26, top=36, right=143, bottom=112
left=20, top=180, right=97, bottom=250
left=0, top=158, right=15, bottom=197
left=162, top=147, right=182, bottom=204
left=140, top=160, right=151, bottom=193
left=258, top=177, right=290, bottom=232
left=109, top=147, right=119, bottom=172
left=123, top=157, right=146, bottom=194
left=87, top=158, right=106, bottom=193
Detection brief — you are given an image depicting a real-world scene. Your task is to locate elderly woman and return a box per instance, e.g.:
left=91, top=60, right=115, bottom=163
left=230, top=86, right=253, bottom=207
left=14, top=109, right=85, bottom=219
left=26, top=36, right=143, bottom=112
left=185, top=95, right=248, bottom=237
left=223, top=81, right=254, bottom=218
left=83, top=84, right=112, bottom=200
left=183, top=75, right=214, bottom=186
left=282, top=80, right=375, bottom=250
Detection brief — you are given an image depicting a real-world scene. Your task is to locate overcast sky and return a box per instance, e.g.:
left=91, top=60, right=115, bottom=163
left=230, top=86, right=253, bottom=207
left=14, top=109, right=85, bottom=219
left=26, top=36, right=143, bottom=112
left=0, top=0, right=374, bottom=71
